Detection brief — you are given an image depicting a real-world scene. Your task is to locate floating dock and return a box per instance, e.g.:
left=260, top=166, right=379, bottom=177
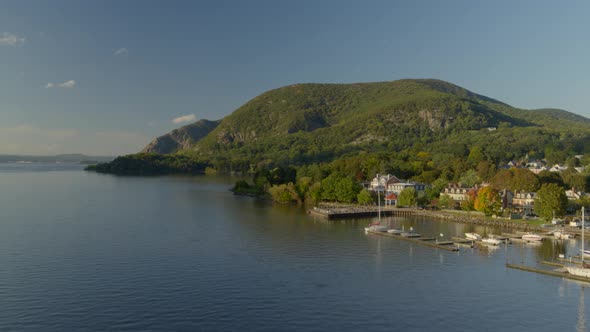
left=506, top=263, right=590, bottom=283
left=366, top=230, right=459, bottom=251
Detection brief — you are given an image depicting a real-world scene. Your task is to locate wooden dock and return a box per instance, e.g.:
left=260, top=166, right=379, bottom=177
left=366, top=230, right=459, bottom=251
left=309, top=207, right=415, bottom=219
left=506, top=263, right=590, bottom=283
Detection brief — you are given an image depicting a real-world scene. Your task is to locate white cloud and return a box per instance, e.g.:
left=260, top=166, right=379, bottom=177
left=0, top=32, right=25, bottom=46
left=172, top=114, right=197, bottom=124
left=45, top=80, right=76, bottom=89
left=114, top=47, right=128, bottom=56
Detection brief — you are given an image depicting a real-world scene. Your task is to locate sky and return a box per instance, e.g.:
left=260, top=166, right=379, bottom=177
left=1, top=0, right=589, bottom=155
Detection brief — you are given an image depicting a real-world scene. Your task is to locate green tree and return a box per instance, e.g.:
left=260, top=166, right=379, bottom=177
left=474, top=187, right=501, bottom=216
left=534, top=183, right=568, bottom=221
left=307, top=182, right=322, bottom=205
left=334, top=177, right=361, bottom=203
left=476, top=160, right=496, bottom=181
left=398, top=187, right=417, bottom=207
left=467, top=146, right=484, bottom=167
left=438, top=194, right=454, bottom=209
left=320, top=173, right=340, bottom=201
left=424, top=177, right=448, bottom=202
left=511, top=168, right=540, bottom=192
left=357, top=188, right=374, bottom=205
left=537, top=170, right=564, bottom=187
left=490, top=169, right=514, bottom=190
left=459, top=169, right=480, bottom=187
left=268, top=183, right=300, bottom=204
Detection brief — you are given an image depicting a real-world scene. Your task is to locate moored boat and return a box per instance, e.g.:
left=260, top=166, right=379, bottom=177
left=465, top=232, right=482, bottom=240
left=365, top=224, right=388, bottom=232
left=400, top=232, right=421, bottom=238
left=482, top=235, right=501, bottom=246
left=567, top=264, right=590, bottom=278
left=521, top=233, right=543, bottom=242
left=567, top=208, right=590, bottom=278
left=387, top=228, right=404, bottom=234
left=553, top=230, right=574, bottom=240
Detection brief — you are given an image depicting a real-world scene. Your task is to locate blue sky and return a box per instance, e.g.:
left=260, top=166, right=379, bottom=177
left=1, top=0, right=589, bottom=155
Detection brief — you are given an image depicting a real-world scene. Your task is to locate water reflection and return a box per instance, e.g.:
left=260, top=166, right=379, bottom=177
left=577, top=286, right=586, bottom=332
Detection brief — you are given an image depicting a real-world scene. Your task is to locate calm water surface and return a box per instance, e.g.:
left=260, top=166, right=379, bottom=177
left=0, top=164, right=588, bottom=331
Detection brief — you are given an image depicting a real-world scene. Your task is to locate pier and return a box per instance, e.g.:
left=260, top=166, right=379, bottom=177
left=506, top=263, right=590, bottom=283
left=366, top=230, right=459, bottom=251
left=309, top=206, right=415, bottom=219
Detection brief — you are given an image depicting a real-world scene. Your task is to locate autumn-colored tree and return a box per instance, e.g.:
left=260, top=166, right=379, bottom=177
left=462, top=189, right=478, bottom=211
left=474, top=187, right=502, bottom=216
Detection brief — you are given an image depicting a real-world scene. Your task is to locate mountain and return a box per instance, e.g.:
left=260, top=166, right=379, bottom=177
left=142, top=119, right=220, bottom=154
left=95, top=78, right=589, bottom=176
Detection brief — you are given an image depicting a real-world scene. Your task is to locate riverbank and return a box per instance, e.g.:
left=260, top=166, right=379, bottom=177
left=310, top=203, right=546, bottom=231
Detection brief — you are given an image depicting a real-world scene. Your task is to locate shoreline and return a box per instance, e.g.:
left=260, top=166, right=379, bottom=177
left=309, top=203, right=548, bottom=231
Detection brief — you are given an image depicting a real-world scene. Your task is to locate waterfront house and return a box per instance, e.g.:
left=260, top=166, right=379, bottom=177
left=549, top=164, right=568, bottom=173
left=385, top=193, right=398, bottom=206
left=369, top=174, right=402, bottom=192
left=565, top=188, right=585, bottom=200
left=441, top=184, right=478, bottom=208
left=386, top=181, right=426, bottom=195
left=512, top=191, right=536, bottom=213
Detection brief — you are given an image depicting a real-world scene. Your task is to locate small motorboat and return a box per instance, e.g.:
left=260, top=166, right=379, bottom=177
left=465, top=232, right=482, bottom=240
left=365, top=225, right=388, bottom=232
left=400, top=232, right=421, bottom=238
left=482, top=235, right=502, bottom=246
left=387, top=228, right=404, bottom=234
left=553, top=230, right=573, bottom=240
left=522, top=233, right=543, bottom=242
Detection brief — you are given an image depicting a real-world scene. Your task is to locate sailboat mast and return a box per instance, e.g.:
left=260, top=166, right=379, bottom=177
left=378, top=188, right=381, bottom=223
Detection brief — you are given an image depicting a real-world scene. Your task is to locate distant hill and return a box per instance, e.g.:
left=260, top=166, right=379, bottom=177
left=0, top=154, right=114, bottom=164
left=95, top=78, right=587, bottom=176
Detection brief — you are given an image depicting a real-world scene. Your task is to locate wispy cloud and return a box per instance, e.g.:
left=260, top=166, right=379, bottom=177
left=172, top=114, right=197, bottom=124
left=114, top=47, right=128, bottom=56
left=45, top=80, right=76, bottom=89
left=0, top=32, right=25, bottom=46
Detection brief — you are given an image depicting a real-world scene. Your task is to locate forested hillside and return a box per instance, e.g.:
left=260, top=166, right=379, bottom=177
left=96, top=79, right=590, bottom=182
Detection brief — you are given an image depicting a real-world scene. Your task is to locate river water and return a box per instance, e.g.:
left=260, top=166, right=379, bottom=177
left=0, top=163, right=588, bottom=331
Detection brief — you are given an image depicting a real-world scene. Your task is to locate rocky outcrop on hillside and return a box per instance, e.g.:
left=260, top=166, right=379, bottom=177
left=141, top=119, right=220, bottom=154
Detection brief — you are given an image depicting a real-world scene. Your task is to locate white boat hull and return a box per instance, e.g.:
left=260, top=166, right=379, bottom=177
left=567, top=266, right=590, bottom=278
left=522, top=234, right=542, bottom=242
left=387, top=229, right=404, bottom=234
left=554, top=231, right=573, bottom=240
left=482, top=238, right=501, bottom=246
left=365, top=225, right=388, bottom=232
left=465, top=233, right=482, bottom=240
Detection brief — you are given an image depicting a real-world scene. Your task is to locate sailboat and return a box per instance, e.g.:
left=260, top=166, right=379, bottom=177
left=567, top=208, right=590, bottom=278
left=365, top=187, right=388, bottom=232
